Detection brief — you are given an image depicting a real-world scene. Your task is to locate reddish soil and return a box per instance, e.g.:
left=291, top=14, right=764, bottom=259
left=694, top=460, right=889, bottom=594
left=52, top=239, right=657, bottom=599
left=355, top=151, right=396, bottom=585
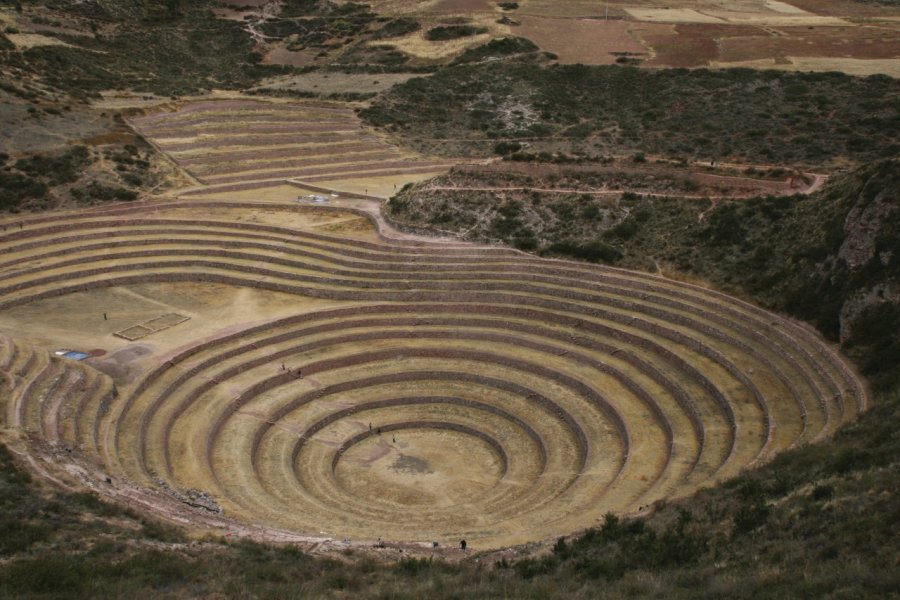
left=638, top=23, right=765, bottom=67
left=785, top=0, right=898, bottom=17
left=518, top=17, right=647, bottom=65
left=263, top=45, right=319, bottom=67
left=433, top=0, right=494, bottom=13
left=719, top=26, right=900, bottom=62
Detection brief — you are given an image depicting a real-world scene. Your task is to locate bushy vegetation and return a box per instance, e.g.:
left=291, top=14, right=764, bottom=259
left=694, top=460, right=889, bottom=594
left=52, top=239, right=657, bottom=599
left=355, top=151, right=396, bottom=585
left=0, top=142, right=160, bottom=211
left=0, top=145, right=89, bottom=211
left=425, top=25, right=488, bottom=41
left=363, top=63, right=900, bottom=166
left=452, top=36, right=539, bottom=64
left=264, top=0, right=377, bottom=54
left=13, top=145, right=90, bottom=186
left=16, top=5, right=286, bottom=97
left=387, top=160, right=900, bottom=393
left=370, top=17, right=421, bottom=39
left=333, top=43, right=411, bottom=71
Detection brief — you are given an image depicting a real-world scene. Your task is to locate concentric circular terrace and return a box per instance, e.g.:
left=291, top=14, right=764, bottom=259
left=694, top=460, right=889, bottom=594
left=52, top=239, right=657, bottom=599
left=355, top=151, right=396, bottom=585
left=0, top=200, right=865, bottom=548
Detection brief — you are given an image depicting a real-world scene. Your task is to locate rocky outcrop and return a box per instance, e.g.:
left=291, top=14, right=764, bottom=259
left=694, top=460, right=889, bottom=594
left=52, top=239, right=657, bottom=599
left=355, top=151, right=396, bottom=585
left=838, top=183, right=895, bottom=269
left=837, top=162, right=899, bottom=343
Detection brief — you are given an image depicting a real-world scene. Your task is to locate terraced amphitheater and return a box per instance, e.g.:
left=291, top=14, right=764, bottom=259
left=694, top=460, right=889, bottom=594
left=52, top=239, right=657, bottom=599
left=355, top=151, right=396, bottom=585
left=128, top=100, right=454, bottom=194
left=0, top=199, right=865, bottom=549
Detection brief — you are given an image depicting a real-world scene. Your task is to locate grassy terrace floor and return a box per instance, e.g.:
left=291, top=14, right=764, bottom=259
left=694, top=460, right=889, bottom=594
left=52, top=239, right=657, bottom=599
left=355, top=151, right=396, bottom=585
left=0, top=198, right=863, bottom=550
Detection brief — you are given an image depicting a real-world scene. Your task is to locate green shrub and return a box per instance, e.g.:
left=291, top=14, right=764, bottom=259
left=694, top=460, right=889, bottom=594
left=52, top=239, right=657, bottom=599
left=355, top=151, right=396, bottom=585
left=425, top=25, right=488, bottom=41
left=397, top=556, right=432, bottom=576
left=1, top=556, right=88, bottom=595
left=494, top=141, right=522, bottom=155
left=733, top=499, right=770, bottom=535
left=453, top=37, right=538, bottom=64
left=371, top=17, right=420, bottom=39
left=545, top=239, right=622, bottom=263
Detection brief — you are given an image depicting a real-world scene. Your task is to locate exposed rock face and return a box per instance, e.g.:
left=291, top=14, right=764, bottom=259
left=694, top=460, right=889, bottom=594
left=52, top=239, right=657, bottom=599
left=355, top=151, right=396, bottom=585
left=836, top=165, right=899, bottom=343
left=839, top=185, right=894, bottom=269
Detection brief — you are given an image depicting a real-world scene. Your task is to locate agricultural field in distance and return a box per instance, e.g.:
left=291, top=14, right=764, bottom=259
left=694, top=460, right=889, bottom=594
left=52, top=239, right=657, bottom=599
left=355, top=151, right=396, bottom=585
left=356, top=0, right=900, bottom=76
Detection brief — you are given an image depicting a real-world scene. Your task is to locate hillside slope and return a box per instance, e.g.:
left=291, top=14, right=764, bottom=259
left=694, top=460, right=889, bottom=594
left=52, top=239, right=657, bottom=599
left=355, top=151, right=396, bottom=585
left=388, top=159, right=899, bottom=392
left=362, top=62, right=900, bottom=166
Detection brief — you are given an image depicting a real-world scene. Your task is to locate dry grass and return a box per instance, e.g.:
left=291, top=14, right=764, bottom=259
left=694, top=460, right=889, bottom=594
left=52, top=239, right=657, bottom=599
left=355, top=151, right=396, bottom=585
left=709, top=56, right=900, bottom=77
left=5, top=32, right=74, bottom=48
left=383, top=29, right=495, bottom=59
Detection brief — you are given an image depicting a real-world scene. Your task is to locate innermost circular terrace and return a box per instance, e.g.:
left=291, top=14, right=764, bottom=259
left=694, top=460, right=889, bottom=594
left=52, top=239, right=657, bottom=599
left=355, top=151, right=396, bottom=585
left=0, top=199, right=866, bottom=549
left=335, top=426, right=507, bottom=509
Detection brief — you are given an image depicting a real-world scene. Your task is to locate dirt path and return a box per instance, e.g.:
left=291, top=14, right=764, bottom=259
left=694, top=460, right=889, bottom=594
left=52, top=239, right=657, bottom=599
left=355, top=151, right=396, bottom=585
left=320, top=197, right=489, bottom=246
left=804, top=173, right=828, bottom=194
left=420, top=184, right=815, bottom=200
left=422, top=169, right=828, bottom=199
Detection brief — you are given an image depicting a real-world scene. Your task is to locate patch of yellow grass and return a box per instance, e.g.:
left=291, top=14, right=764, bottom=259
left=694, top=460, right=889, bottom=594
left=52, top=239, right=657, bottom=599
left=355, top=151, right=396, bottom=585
left=383, top=31, right=494, bottom=59
left=174, top=184, right=311, bottom=202
left=625, top=8, right=726, bottom=24
left=6, top=33, right=72, bottom=49
left=710, top=56, right=900, bottom=77
left=625, top=6, right=848, bottom=26
left=312, top=172, right=449, bottom=198
left=785, top=56, right=900, bottom=77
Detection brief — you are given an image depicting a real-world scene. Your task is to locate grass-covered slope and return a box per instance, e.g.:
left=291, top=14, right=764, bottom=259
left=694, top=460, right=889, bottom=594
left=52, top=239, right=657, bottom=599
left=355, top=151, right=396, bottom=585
left=362, top=63, right=900, bottom=166
left=1, top=0, right=286, bottom=98
left=0, top=141, right=176, bottom=212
